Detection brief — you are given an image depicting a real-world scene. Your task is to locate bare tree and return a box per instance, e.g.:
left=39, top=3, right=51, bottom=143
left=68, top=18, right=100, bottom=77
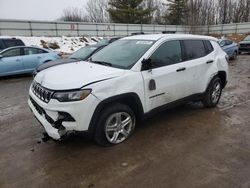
left=185, top=0, right=250, bottom=26
left=85, top=0, right=109, bottom=23
left=60, top=7, right=87, bottom=22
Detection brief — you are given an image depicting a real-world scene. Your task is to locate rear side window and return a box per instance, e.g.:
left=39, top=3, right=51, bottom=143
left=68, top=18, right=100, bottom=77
left=15, top=39, right=25, bottom=46
left=24, top=48, right=48, bottom=55
left=24, top=48, right=39, bottom=55
left=3, top=39, right=24, bottom=48
left=150, top=40, right=182, bottom=68
left=182, top=40, right=206, bottom=61
left=37, top=49, right=48, bottom=54
left=204, top=40, right=214, bottom=54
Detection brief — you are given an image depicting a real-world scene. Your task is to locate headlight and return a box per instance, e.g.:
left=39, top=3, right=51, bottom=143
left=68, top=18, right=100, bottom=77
left=52, top=89, right=92, bottom=102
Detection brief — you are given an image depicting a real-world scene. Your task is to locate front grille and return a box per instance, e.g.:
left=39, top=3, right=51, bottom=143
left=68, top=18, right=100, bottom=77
left=240, top=43, right=250, bottom=47
left=32, top=82, right=54, bottom=103
left=30, top=97, right=55, bottom=124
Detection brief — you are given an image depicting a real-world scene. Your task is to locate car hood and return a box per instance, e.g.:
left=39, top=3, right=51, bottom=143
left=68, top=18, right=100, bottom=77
left=35, top=61, right=125, bottom=90
left=36, top=58, right=79, bottom=72
left=239, top=40, right=250, bottom=44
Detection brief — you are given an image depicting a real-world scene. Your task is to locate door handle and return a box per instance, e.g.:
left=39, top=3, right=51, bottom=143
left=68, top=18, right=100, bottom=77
left=37, top=56, right=42, bottom=59
left=206, top=60, right=214, bottom=64
left=16, top=59, right=21, bottom=62
left=176, top=67, right=186, bottom=72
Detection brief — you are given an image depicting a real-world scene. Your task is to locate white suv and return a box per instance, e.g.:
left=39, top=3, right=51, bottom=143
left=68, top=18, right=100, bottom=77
left=28, top=34, right=228, bottom=146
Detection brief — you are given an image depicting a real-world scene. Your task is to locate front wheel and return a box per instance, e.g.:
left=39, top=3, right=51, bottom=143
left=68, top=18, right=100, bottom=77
left=94, top=103, right=135, bottom=146
left=202, top=77, right=222, bottom=108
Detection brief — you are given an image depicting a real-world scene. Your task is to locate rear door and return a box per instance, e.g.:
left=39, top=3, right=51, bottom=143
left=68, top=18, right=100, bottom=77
left=141, top=40, right=197, bottom=112
left=22, top=47, right=45, bottom=71
left=182, top=40, right=216, bottom=94
left=0, top=48, right=24, bottom=76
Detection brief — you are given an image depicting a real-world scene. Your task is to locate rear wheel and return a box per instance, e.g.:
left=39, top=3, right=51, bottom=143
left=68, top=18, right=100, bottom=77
left=202, top=77, right=222, bottom=108
left=94, top=103, right=135, bottom=146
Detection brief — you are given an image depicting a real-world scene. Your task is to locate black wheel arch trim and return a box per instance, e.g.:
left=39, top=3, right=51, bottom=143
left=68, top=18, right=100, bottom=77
left=206, top=71, right=227, bottom=92
left=87, top=92, right=144, bottom=137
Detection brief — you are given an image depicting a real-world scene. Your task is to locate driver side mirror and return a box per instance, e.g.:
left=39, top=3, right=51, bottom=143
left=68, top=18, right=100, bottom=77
left=141, top=58, right=152, bottom=71
left=0, top=55, right=3, bottom=59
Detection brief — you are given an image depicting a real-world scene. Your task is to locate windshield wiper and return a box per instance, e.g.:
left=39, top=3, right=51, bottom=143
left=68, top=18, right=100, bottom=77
left=70, top=57, right=83, bottom=60
left=90, top=59, right=112, bottom=67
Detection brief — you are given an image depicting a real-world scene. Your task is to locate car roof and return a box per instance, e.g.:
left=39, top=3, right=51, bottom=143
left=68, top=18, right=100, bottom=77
left=122, top=34, right=218, bottom=42
left=89, top=44, right=107, bottom=48
left=0, top=38, right=22, bottom=40
left=0, top=46, right=51, bottom=53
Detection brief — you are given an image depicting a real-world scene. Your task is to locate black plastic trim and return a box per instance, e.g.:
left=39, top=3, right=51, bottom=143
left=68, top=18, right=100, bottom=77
left=87, top=92, right=144, bottom=137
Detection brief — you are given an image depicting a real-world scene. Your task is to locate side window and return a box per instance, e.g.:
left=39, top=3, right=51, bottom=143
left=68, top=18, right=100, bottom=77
left=0, top=41, right=4, bottom=51
left=16, top=40, right=25, bottom=46
left=204, top=40, right=214, bottom=54
left=24, top=48, right=39, bottom=55
left=150, top=40, right=182, bottom=68
left=219, top=40, right=226, bottom=47
left=37, top=49, right=48, bottom=54
left=226, top=40, right=233, bottom=45
left=4, top=40, right=18, bottom=48
left=183, top=40, right=207, bottom=61
left=2, top=48, right=21, bottom=57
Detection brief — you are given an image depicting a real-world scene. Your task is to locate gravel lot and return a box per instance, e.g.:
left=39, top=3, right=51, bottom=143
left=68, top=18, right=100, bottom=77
left=0, top=55, right=250, bottom=188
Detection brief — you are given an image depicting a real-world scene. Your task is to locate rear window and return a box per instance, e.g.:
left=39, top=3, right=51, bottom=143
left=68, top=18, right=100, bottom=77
left=182, top=40, right=207, bottom=61
left=3, top=39, right=24, bottom=48
left=37, top=49, right=48, bottom=53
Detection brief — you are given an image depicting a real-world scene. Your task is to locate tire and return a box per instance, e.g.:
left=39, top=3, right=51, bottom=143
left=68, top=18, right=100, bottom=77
left=94, top=103, right=136, bottom=147
left=232, top=51, right=237, bottom=60
left=202, top=77, right=222, bottom=108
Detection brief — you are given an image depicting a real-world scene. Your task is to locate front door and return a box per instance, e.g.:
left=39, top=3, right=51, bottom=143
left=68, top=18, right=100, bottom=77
left=0, top=48, right=23, bottom=76
left=141, top=40, right=197, bottom=112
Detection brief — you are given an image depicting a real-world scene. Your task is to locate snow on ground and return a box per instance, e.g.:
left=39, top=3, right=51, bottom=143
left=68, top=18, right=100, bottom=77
left=0, top=36, right=101, bottom=54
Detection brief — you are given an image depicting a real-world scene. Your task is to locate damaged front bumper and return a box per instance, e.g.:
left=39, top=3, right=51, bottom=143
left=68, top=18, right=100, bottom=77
left=28, top=87, right=100, bottom=140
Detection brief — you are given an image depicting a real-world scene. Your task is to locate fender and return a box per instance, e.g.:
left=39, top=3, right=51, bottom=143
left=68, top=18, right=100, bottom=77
left=87, top=92, right=144, bottom=137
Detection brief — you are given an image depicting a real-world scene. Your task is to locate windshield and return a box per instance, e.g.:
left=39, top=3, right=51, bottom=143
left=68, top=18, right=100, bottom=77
left=98, top=38, right=111, bottom=45
left=244, top=35, right=250, bottom=41
left=91, top=39, right=154, bottom=69
left=218, top=40, right=225, bottom=47
left=69, top=46, right=98, bottom=60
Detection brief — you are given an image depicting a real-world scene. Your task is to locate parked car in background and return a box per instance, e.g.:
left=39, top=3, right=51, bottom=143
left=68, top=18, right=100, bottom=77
left=34, top=43, right=107, bottom=74
left=0, top=38, right=25, bottom=52
left=97, top=37, right=121, bottom=45
left=28, top=34, right=228, bottom=146
left=219, top=38, right=239, bottom=59
left=0, top=46, right=59, bottom=77
left=239, top=35, right=250, bottom=54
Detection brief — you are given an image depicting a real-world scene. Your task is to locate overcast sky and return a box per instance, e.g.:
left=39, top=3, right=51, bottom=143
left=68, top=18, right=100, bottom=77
left=0, top=0, right=87, bottom=21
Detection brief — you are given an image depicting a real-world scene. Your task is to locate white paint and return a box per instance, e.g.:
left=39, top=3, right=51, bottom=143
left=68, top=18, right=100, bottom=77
left=28, top=34, right=228, bottom=141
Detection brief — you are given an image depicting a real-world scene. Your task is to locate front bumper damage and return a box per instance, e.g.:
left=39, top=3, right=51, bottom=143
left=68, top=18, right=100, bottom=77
left=28, top=97, right=72, bottom=139
left=28, top=87, right=100, bottom=140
